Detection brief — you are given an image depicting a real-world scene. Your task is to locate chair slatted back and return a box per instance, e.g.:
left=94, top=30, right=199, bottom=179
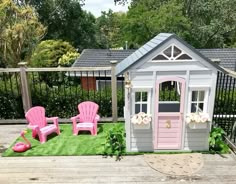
left=78, top=101, right=99, bottom=123
left=25, top=106, right=47, bottom=128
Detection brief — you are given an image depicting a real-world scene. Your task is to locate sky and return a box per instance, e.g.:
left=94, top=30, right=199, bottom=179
left=82, top=0, right=130, bottom=17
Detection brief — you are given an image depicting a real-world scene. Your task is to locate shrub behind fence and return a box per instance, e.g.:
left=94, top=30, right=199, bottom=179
left=0, top=71, right=24, bottom=119
left=29, top=70, right=124, bottom=118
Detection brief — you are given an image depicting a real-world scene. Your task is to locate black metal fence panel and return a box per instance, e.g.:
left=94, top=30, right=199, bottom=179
left=213, top=72, right=236, bottom=145
left=28, top=70, right=125, bottom=118
left=0, top=72, right=24, bottom=119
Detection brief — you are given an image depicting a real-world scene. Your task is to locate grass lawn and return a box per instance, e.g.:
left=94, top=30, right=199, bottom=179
left=2, top=123, right=124, bottom=157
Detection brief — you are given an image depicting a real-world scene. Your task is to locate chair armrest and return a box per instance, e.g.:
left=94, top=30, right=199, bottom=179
left=71, top=114, right=80, bottom=121
left=46, top=117, right=59, bottom=124
left=27, top=125, right=39, bottom=130
left=27, top=125, right=40, bottom=135
left=95, top=114, right=100, bottom=122
left=71, top=114, right=81, bottom=126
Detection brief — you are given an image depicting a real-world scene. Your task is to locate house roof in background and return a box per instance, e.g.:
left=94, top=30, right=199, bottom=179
left=72, top=49, right=135, bottom=67
left=197, top=48, right=236, bottom=72
left=72, top=47, right=236, bottom=73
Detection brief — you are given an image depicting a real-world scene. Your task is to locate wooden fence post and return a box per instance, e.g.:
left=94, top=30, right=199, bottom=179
left=18, top=62, right=32, bottom=113
left=110, top=60, right=118, bottom=123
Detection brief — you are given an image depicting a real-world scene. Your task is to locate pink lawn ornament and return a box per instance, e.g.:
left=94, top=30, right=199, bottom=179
left=25, top=106, right=60, bottom=143
left=12, top=131, right=31, bottom=152
left=71, top=101, right=100, bottom=136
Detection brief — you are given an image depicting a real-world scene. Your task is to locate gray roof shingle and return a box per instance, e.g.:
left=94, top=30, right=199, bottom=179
left=197, top=48, right=236, bottom=71
left=72, top=49, right=135, bottom=67
left=72, top=47, right=236, bottom=73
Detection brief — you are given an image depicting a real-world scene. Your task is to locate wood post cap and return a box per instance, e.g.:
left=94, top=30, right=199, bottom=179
left=110, top=60, right=118, bottom=64
left=18, top=62, right=28, bottom=66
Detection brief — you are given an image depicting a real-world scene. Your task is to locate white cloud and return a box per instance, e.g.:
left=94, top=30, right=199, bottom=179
left=82, top=0, right=130, bottom=17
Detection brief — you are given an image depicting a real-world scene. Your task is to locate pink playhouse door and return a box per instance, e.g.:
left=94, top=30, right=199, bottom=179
left=154, top=77, right=185, bottom=150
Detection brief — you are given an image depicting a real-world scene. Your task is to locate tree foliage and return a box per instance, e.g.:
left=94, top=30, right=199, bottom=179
left=184, top=0, right=236, bottom=48
left=122, top=0, right=190, bottom=48
left=30, top=40, right=78, bottom=67
left=26, top=0, right=97, bottom=51
left=30, top=39, right=79, bottom=87
left=1, top=0, right=236, bottom=69
left=111, top=0, right=236, bottom=48
left=96, top=10, right=127, bottom=49
left=0, top=0, right=46, bottom=67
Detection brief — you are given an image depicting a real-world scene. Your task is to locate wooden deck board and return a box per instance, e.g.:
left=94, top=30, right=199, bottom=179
left=1, top=125, right=236, bottom=184
left=0, top=154, right=236, bottom=184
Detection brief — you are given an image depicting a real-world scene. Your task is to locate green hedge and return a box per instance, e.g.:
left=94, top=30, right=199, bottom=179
left=31, top=85, right=124, bottom=118
left=0, top=92, right=24, bottom=119
left=0, top=72, right=125, bottom=119
left=0, top=73, right=24, bottom=119
left=214, top=89, right=236, bottom=114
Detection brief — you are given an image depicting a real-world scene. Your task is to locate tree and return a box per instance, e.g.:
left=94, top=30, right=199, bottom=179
left=123, top=0, right=190, bottom=48
left=96, top=10, right=127, bottom=48
left=26, top=0, right=97, bottom=51
left=30, top=39, right=79, bottom=87
left=114, top=0, right=236, bottom=48
left=0, top=0, right=46, bottom=67
left=30, top=40, right=79, bottom=67
left=183, top=0, right=236, bottom=48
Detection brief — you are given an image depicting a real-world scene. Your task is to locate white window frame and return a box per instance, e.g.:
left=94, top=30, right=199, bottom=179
left=188, top=87, right=210, bottom=113
left=131, top=88, right=151, bottom=115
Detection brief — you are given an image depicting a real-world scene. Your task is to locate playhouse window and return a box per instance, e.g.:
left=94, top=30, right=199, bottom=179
left=134, top=91, right=149, bottom=114
left=158, top=81, right=181, bottom=112
left=190, top=90, right=206, bottom=113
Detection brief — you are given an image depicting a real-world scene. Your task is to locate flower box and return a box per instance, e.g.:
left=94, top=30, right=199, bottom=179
left=186, top=112, right=210, bottom=129
left=131, top=112, right=151, bottom=130
left=188, top=122, right=208, bottom=129
left=133, top=123, right=150, bottom=129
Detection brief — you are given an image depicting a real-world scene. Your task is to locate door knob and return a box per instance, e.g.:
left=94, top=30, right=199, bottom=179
left=166, top=120, right=171, bottom=128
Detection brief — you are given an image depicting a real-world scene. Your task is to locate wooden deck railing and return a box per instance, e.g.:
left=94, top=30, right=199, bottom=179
left=0, top=62, right=124, bottom=123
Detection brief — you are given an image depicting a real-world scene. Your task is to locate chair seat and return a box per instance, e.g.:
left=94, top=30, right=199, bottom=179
left=77, top=122, right=94, bottom=128
left=40, top=125, right=57, bottom=133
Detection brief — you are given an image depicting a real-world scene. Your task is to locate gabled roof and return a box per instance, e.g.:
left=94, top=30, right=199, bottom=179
left=72, top=49, right=135, bottom=67
left=115, top=33, right=227, bottom=75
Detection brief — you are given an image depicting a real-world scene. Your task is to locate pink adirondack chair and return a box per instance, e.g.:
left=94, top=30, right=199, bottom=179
left=71, top=101, right=100, bottom=135
left=25, top=106, right=60, bottom=143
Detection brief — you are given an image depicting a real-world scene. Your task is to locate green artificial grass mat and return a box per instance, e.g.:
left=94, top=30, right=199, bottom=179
left=2, top=123, right=124, bottom=157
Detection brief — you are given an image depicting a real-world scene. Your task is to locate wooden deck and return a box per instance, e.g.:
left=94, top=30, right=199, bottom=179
left=1, top=125, right=236, bottom=184
left=0, top=155, right=236, bottom=184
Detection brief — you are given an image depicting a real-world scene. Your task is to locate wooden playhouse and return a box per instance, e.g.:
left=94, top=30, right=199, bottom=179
left=115, top=33, right=226, bottom=152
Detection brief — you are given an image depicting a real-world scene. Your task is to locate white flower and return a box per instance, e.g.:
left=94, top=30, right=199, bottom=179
left=131, top=115, right=138, bottom=124
left=186, top=117, right=191, bottom=124
left=131, top=112, right=152, bottom=125
left=137, top=117, right=143, bottom=124
left=186, top=112, right=210, bottom=124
